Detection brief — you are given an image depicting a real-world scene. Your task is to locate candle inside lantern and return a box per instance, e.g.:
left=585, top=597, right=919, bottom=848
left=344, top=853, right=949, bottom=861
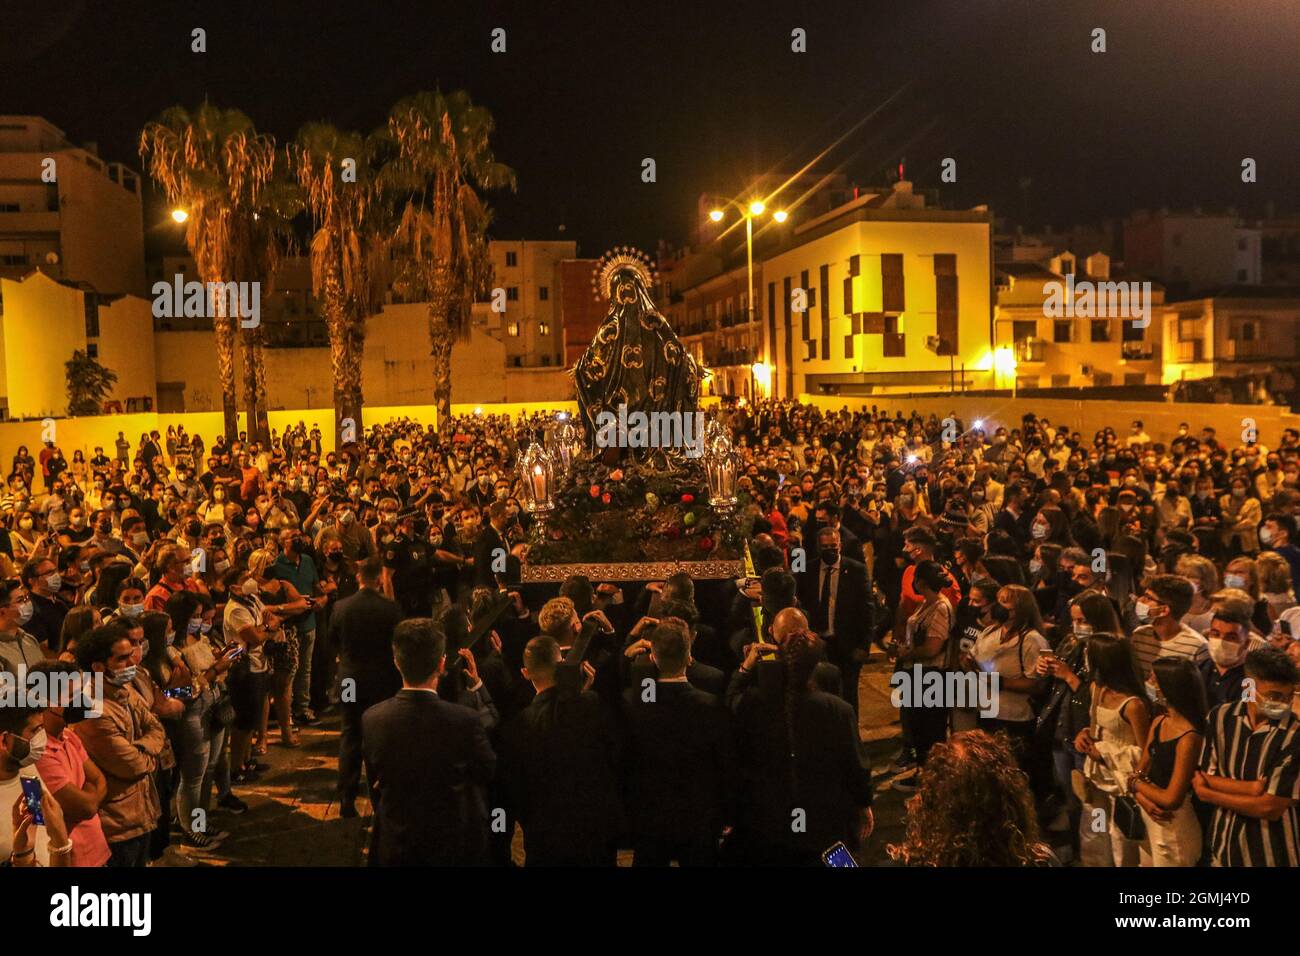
left=532, top=463, right=547, bottom=503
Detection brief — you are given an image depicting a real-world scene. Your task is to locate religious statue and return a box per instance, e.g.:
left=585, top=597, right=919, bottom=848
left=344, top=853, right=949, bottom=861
left=573, top=247, right=702, bottom=468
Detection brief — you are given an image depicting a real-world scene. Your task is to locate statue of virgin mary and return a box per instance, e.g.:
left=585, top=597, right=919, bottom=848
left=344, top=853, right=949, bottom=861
left=573, top=247, right=702, bottom=465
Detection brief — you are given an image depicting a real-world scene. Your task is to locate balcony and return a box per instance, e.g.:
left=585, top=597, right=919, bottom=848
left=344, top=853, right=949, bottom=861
left=705, top=347, right=756, bottom=367
left=1121, top=340, right=1155, bottom=361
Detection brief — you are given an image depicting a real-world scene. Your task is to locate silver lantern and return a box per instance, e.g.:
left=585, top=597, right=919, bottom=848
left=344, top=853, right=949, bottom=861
left=519, top=442, right=556, bottom=514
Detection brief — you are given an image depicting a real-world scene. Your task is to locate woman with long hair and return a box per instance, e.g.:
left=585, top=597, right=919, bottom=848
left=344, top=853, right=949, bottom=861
left=165, top=590, right=242, bottom=845
left=887, top=729, right=1054, bottom=866
left=1130, top=657, right=1206, bottom=866
left=1074, top=632, right=1151, bottom=866
left=967, top=584, right=1048, bottom=764
left=246, top=549, right=308, bottom=753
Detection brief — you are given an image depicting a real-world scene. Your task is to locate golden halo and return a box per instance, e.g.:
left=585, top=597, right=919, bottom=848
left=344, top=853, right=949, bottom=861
left=591, top=245, right=657, bottom=301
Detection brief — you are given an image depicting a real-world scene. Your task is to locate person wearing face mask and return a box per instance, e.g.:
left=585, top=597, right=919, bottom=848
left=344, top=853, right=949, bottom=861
left=1130, top=575, right=1209, bottom=680
left=0, top=579, right=41, bottom=676
left=1128, top=657, right=1206, bottom=866
left=9, top=509, right=40, bottom=561
left=21, top=557, right=67, bottom=655
left=1259, top=512, right=1300, bottom=599
left=24, top=660, right=110, bottom=866
left=1197, top=598, right=1257, bottom=707
left=1220, top=478, right=1260, bottom=557
left=0, top=701, right=74, bottom=867
left=73, top=621, right=166, bottom=866
left=1192, top=648, right=1300, bottom=866
left=797, top=526, right=873, bottom=714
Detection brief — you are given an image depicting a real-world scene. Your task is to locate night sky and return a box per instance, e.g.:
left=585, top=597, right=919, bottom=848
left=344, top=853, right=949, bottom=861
left=3, top=0, right=1297, bottom=258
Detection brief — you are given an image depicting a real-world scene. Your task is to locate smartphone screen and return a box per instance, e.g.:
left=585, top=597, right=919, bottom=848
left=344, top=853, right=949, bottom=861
left=821, top=841, right=857, bottom=868
left=20, top=775, right=45, bottom=827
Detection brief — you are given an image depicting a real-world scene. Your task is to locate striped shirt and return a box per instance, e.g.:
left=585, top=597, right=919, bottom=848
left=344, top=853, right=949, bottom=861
left=1199, top=701, right=1300, bottom=867
left=1130, top=623, right=1208, bottom=679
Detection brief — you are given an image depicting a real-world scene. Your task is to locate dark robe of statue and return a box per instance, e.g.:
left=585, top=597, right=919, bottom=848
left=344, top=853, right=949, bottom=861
left=574, top=264, right=701, bottom=466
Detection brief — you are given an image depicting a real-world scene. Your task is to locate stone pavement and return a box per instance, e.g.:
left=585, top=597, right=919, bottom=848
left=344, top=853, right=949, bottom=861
left=154, top=647, right=910, bottom=867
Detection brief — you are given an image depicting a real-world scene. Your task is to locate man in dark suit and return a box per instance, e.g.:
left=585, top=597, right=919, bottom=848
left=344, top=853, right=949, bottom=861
left=620, top=623, right=736, bottom=865
left=331, top=555, right=402, bottom=816
left=624, top=601, right=726, bottom=697
left=362, top=617, right=496, bottom=865
left=797, top=526, right=873, bottom=711
left=473, top=501, right=511, bottom=590
left=501, top=635, right=623, bottom=866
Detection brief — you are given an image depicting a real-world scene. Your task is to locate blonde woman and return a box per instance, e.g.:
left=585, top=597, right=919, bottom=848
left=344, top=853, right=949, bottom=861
left=246, top=549, right=308, bottom=752
left=1255, top=551, right=1295, bottom=627
left=1176, top=554, right=1219, bottom=634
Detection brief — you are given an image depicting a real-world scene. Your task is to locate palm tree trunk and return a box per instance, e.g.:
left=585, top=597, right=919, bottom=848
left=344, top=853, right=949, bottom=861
left=214, top=312, right=239, bottom=442
left=428, top=308, right=453, bottom=427
left=324, top=279, right=363, bottom=448
left=242, top=324, right=271, bottom=446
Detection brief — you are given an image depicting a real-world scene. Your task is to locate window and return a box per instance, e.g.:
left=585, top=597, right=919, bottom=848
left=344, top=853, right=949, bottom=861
left=505, top=251, right=517, bottom=267
left=539, top=322, right=550, bottom=336
left=1013, top=320, right=1037, bottom=342
left=0, top=254, right=24, bottom=266
left=507, top=322, right=520, bottom=336
left=539, top=286, right=549, bottom=301
left=1177, top=317, right=1199, bottom=341
left=1090, top=319, right=1111, bottom=342
left=848, top=255, right=861, bottom=277
left=84, top=294, right=100, bottom=337
left=86, top=342, right=99, bottom=359
left=805, top=340, right=816, bottom=360
left=807, top=288, right=816, bottom=307
left=1053, top=320, right=1072, bottom=343
left=1059, top=256, right=1074, bottom=276
left=882, top=254, right=905, bottom=312
left=1051, top=374, right=1071, bottom=388
left=506, top=286, right=519, bottom=301
left=0, top=203, right=19, bottom=213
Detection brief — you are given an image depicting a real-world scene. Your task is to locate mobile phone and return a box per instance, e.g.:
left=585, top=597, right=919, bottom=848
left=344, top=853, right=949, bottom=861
left=20, top=775, right=44, bottom=827
left=821, top=841, right=857, bottom=868
left=163, top=685, right=195, bottom=701
left=223, top=643, right=246, bottom=661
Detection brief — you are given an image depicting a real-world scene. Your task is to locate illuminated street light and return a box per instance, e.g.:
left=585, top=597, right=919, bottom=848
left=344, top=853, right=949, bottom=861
left=171, top=208, right=189, bottom=223
left=772, top=210, right=788, bottom=223
left=748, top=200, right=766, bottom=216
left=708, top=209, right=724, bottom=222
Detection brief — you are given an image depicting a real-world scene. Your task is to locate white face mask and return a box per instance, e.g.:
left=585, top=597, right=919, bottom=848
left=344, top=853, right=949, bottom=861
left=1207, top=636, right=1246, bottom=668
left=1224, top=573, right=1247, bottom=590
left=1134, top=600, right=1153, bottom=622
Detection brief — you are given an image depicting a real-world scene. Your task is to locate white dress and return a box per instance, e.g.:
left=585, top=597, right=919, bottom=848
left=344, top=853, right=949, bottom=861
left=1079, top=691, right=1145, bottom=867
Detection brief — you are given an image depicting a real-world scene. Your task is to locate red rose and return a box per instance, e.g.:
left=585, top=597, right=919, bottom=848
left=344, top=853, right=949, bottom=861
left=589, top=485, right=601, bottom=497
left=698, top=536, right=714, bottom=551
left=681, top=493, right=695, bottom=504
left=601, top=492, right=612, bottom=505
left=609, top=469, right=624, bottom=481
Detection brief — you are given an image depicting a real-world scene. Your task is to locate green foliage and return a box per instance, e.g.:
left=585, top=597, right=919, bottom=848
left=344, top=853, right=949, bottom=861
left=65, top=350, right=118, bottom=417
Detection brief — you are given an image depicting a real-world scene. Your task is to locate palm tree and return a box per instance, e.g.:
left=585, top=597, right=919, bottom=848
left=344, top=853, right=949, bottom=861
left=139, top=103, right=278, bottom=441
left=383, top=91, right=514, bottom=423
left=294, top=124, right=387, bottom=449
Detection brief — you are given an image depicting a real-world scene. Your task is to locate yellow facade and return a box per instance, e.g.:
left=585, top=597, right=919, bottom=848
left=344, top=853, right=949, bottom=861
left=761, top=208, right=992, bottom=398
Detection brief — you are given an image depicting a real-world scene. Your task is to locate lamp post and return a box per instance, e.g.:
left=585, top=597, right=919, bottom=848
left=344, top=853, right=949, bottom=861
left=708, top=196, right=788, bottom=394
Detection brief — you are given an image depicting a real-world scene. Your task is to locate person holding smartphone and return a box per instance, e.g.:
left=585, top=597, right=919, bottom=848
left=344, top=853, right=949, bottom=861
left=1, top=705, right=73, bottom=866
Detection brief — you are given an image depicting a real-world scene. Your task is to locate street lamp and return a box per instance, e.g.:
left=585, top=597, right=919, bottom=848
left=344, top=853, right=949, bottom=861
left=171, top=208, right=188, bottom=224
left=707, top=196, right=788, bottom=392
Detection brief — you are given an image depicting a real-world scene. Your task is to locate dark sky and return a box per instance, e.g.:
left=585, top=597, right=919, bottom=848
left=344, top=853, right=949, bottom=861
left=3, top=0, right=1297, bottom=258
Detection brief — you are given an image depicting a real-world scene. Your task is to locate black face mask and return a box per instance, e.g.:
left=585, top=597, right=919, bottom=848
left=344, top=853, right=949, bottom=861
left=819, top=548, right=840, bottom=566
left=990, top=603, right=1011, bottom=623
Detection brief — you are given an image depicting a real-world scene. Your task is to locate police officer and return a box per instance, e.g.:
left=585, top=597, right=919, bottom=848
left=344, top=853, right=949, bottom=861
left=384, top=511, right=434, bottom=618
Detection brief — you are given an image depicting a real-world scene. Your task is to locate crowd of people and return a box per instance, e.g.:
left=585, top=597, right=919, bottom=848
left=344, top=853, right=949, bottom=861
left=1, top=401, right=1298, bottom=867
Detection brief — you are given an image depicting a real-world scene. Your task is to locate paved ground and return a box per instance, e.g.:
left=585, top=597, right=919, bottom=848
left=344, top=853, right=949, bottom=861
left=157, top=648, right=911, bottom=867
